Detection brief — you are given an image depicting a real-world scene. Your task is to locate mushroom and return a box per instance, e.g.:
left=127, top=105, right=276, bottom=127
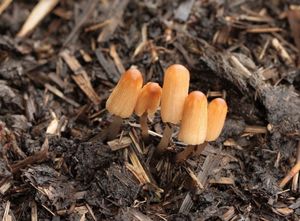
left=105, top=68, right=143, bottom=140
left=205, top=98, right=228, bottom=142
left=175, top=91, right=207, bottom=162
left=135, top=82, right=162, bottom=143
left=157, top=64, right=190, bottom=152
left=176, top=97, right=228, bottom=162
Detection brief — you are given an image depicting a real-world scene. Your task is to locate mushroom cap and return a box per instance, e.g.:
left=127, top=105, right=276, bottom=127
left=161, top=64, right=190, bottom=124
left=135, top=82, right=162, bottom=117
left=106, top=68, right=143, bottom=118
left=205, top=98, right=228, bottom=141
left=178, top=91, right=207, bottom=145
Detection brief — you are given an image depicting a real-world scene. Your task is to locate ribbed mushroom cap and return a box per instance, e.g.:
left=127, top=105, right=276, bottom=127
left=135, top=82, right=162, bottom=117
left=206, top=98, right=228, bottom=141
left=106, top=68, right=143, bottom=118
left=161, top=64, right=190, bottom=124
left=178, top=91, right=207, bottom=145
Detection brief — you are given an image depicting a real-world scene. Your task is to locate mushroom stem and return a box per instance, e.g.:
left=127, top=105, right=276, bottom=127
left=175, top=142, right=208, bottom=163
left=106, top=115, right=123, bottom=141
left=140, top=112, right=149, bottom=143
left=157, top=124, right=173, bottom=152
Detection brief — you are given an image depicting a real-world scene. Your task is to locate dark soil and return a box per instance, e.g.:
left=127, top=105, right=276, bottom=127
left=0, top=0, right=300, bottom=220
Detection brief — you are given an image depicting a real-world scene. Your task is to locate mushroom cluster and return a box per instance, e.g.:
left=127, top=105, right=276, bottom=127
left=105, top=64, right=228, bottom=161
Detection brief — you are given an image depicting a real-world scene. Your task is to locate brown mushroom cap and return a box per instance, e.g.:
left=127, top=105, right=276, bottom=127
left=205, top=98, right=228, bottom=142
left=161, top=64, right=190, bottom=124
left=134, top=82, right=162, bottom=117
left=178, top=91, right=207, bottom=145
left=106, top=68, right=143, bottom=118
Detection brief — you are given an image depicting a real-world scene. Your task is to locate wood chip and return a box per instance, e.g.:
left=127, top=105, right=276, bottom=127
left=186, top=167, right=204, bottom=190
left=288, top=6, right=300, bottom=51
left=95, top=48, right=120, bottom=83
left=244, top=125, right=268, bottom=134
left=97, top=0, right=129, bottom=42
left=30, top=201, right=38, bottom=221
left=292, top=141, right=300, bottom=192
left=275, top=207, right=294, bottom=216
left=60, top=50, right=101, bottom=105
left=17, top=0, right=59, bottom=37
left=63, top=0, right=97, bottom=46
left=10, top=139, right=49, bottom=174
left=179, top=153, right=222, bottom=214
left=279, top=161, right=300, bottom=188
left=246, top=27, right=282, bottom=33
left=2, top=201, right=11, bottom=221
left=107, top=136, right=132, bottom=151
left=45, top=83, right=80, bottom=107
left=220, top=206, right=235, bottom=221
left=0, top=0, right=12, bottom=15
left=0, top=179, right=12, bottom=195
left=109, top=44, right=125, bottom=74
left=174, top=0, right=195, bottom=22
left=229, top=55, right=252, bottom=78
left=271, top=38, right=293, bottom=65
left=209, top=177, right=235, bottom=185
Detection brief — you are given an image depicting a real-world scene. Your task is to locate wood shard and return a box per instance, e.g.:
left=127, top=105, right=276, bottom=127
left=60, top=50, right=101, bottom=105
left=0, top=179, right=12, bottom=195
left=0, top=0, right=12, bottom=15
left=279, top=161, right=300, bottom=188
left=246, top=27, right=282, bottom=33
left=174, top=0, right=195, bottom=22
left=275, top=207, right=294, bottom=216
left=186, top=167, right=204, bottom=190
left=209, top=177, right=235, bottom=185
left=221, top=206, right=235, bottom=221
left=107, top=136, right=132, bottom=151
left=110, top=44, right=125, bottom=74
left=63, top=0, right=98, bottom=46
left=97, top=0, right=129, bottom=42
left=271, top=38, right=293, bottom=65
left=179, top=153, right=222, bottom=214
left=10, top=139, right=49, bottom=174
left=45, top=83, right=80, bottom=107
left=229, top=55, right=252, bottom=78
left=288, top=7, right=300, bottom=51
left=17, top=0, right=59, bottom=37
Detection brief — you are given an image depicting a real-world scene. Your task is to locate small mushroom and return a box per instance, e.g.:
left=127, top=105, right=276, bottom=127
left=135, top=82, right=162, bottom=143
left=157, top=64, right=190, bottom=152
left=105, top=68, right=143, bottom=140
left=176, top=97, right=228, bottom=162
left=206, top=98, right=228, bottom=142
left=176, top=91, right=207, bottom=162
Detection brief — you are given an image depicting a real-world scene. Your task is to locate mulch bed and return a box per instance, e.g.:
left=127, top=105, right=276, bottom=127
left=0, top=0, right=300, bottom=220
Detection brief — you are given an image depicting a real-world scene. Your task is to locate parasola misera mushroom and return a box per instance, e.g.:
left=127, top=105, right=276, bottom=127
left=105, top=68, right=143, bottom=140
left=175, top=91, right=207, bottom=162
left=135, top=82, right=162, bottom=142
left=157, top=64, right=190, bottom=152
left=205, top=98, right=228, bottom=142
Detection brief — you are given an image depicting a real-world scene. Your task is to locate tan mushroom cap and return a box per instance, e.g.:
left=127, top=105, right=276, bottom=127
left=106, top=68, right=143, bottom=118
left=161, top=64, right=190, bottom=124
left=135, top=82, right=162, bottom=117
left=178, top=91, right=207, bottom=145
left=206, top=98, right=228, bottom=142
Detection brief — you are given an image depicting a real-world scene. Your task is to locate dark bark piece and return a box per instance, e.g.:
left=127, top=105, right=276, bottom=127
left=174, top=0, right=195, bottom=22
left=95, top=48, right=120, bottom=83
left=288, top=7, right=300, bottom=51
